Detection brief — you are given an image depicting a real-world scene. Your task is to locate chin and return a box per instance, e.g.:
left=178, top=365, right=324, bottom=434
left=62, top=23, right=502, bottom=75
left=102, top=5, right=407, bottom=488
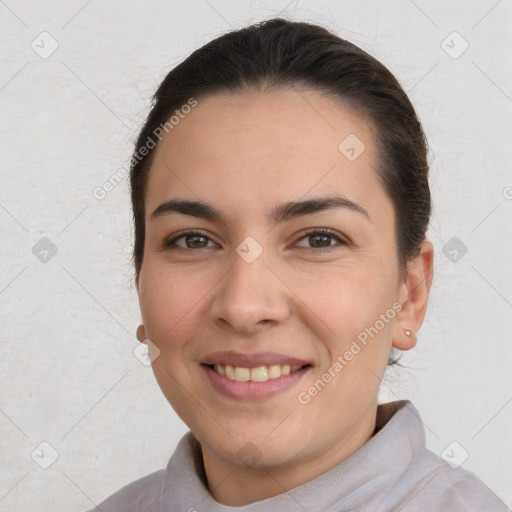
left=216, top=440, right=296, bottom=469
left=197, top=423, right=307, bottom=468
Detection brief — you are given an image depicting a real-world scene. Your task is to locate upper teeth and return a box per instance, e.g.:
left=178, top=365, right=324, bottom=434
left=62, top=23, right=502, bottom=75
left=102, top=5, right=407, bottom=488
left=214, top=364, right=303, bottom=382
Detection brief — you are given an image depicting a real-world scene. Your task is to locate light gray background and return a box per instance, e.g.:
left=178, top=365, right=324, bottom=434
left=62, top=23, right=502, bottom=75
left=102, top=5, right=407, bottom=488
left=1, top=1, right=511, bottom=510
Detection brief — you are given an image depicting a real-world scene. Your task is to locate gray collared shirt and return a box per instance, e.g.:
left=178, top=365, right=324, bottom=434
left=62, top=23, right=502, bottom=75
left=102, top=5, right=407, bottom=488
left=88, top=400, right=510, bottom=511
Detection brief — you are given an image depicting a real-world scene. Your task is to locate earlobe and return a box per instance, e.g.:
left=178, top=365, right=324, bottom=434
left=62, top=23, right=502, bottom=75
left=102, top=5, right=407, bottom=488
left=393, top=327, right=417, bottom=350
left=392, top=240, right=434, bottom=351
left=136, top=324, right=148, bottom=343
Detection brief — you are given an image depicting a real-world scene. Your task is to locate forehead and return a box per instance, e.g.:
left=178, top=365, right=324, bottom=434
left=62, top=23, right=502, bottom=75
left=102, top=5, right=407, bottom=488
left=145, top=89, right=389, bottom=224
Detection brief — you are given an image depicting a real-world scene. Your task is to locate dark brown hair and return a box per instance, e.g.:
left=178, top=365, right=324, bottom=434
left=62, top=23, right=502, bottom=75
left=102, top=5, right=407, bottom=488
left=130, top=17, right=431, bottom=285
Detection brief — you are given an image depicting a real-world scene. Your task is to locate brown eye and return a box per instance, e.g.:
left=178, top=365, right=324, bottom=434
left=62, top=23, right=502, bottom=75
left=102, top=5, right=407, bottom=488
left=182, top=234, right=209, bottom=248
left=164, top=230, right=216, bottom=249
left=308, top=234, right=333, bottom=248
left=295, top=229, right=348, bottom=250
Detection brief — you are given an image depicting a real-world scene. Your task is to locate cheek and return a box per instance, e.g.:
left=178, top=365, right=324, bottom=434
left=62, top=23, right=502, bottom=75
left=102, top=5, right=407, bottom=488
left=138, top=264, right=205, bottom=352
left=299, top=265, right=398, bottom=362
left=305, top=264, right=393, bottom=323
left=139, top=265, right=207, bottom=421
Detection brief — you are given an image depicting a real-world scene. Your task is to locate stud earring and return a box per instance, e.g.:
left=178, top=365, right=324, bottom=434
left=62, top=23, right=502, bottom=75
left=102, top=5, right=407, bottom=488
left=404, top=329, right=412, bottom=337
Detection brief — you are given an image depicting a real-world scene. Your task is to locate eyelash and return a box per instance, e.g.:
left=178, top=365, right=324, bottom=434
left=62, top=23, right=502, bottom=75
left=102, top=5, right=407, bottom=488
left=163, top=228, right=349, bottom=252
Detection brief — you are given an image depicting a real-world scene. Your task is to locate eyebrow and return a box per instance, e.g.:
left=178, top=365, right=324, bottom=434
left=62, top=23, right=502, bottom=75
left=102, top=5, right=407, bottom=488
left=150, top=196, right=369, bottom=224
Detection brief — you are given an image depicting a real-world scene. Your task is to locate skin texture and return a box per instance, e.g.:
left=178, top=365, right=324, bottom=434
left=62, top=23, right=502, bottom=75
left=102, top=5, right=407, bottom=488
left=135, top=88, right=434, bottom=506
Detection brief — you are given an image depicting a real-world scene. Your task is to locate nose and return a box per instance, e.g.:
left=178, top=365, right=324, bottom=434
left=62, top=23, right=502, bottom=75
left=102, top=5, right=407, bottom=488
left=209, top=245, right=291, bottom=335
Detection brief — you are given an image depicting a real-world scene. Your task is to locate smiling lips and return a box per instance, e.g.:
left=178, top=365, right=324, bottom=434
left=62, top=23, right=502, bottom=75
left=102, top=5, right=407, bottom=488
left=213, top=363, right=303, bottom=382
left=201, top=351, right=312, bottom=399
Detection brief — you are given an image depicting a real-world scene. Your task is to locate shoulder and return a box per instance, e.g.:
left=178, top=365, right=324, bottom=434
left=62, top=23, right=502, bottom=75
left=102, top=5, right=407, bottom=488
left=84, top=432, right=199, bottom=512
left=374, top=401, right=510, bottom=511
left=86, top=468, right=166, bottom=512
left=436, top=463, right=510, bottom=511
left=399, top=449, right=511, bottom=511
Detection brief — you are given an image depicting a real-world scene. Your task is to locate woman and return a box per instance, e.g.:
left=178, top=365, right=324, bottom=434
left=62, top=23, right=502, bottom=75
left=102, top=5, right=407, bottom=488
left=90, top=18, right=509, bottom=511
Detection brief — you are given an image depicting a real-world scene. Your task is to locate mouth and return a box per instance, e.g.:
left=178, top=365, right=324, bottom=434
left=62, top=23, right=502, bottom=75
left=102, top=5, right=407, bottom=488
left=206, top=362, right=308, bottom=382
left=200, top=351, right=313, bottom=401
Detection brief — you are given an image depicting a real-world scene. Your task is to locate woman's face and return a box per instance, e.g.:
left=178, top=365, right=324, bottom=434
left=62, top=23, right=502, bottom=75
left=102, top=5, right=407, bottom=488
left=136, top=89, right=428, bottom=476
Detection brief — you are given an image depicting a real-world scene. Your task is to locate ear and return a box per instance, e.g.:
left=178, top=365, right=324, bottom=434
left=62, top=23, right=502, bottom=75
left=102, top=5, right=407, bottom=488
left=393, top=240, right=434, bottom=350
left=136, top=324, right=148, bottom=344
